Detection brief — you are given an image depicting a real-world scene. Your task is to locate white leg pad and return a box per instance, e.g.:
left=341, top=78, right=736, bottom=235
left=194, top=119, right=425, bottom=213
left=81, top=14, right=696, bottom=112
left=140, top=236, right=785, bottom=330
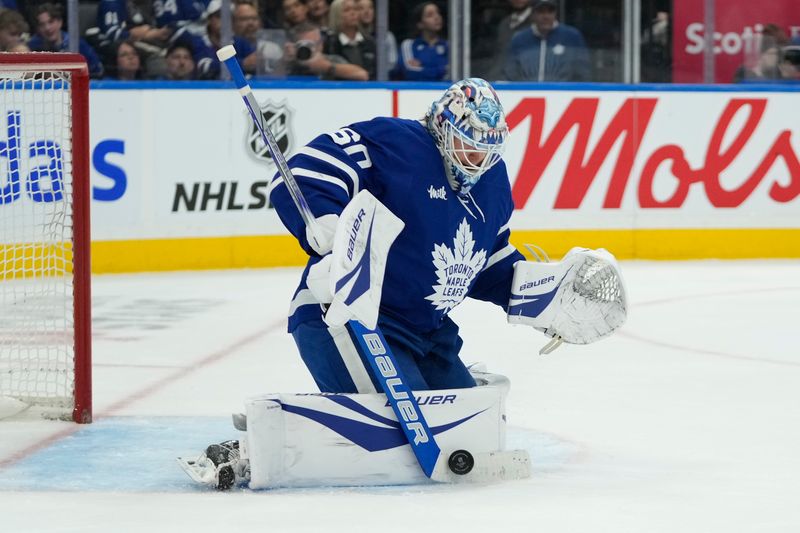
left=246, top=372, right=515, bottom=489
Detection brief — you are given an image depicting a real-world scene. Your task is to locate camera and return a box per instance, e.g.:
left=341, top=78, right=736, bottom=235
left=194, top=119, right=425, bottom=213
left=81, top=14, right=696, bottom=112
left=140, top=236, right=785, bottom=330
left=295, top=40, right=315, bottom=61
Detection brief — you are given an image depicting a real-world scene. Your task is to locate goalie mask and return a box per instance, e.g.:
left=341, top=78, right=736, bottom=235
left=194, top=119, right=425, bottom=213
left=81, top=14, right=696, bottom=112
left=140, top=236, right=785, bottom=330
left=426, top=78, right=508, bottom=197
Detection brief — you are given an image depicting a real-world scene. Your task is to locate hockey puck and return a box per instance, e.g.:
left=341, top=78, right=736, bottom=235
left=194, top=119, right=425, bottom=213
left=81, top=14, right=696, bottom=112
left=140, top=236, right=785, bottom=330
left=447, top=450, right=474, bottom=475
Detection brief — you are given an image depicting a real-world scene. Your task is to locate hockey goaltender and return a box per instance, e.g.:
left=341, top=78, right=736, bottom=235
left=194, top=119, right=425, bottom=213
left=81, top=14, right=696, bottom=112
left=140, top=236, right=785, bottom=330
left=178, top=68, right=628, bottom=490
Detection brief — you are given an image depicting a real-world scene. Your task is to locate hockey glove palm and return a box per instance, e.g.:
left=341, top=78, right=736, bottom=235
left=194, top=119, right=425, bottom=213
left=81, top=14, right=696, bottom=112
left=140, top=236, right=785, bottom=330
left=507, top=247, right=628, bottom=353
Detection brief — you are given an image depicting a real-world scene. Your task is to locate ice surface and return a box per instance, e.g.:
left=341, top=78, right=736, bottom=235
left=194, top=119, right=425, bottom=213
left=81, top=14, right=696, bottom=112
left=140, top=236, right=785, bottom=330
left=1, top=261, right=799, bottom=532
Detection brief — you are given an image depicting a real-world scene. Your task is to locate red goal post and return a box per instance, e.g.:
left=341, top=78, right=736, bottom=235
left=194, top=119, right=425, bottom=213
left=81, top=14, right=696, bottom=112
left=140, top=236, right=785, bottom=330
left=0, top=53, right=91, bottom=423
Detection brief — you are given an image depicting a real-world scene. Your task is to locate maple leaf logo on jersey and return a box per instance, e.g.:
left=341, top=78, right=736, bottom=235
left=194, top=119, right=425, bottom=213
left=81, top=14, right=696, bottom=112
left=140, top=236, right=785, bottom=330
left=425, top=218, right=487, bottom=312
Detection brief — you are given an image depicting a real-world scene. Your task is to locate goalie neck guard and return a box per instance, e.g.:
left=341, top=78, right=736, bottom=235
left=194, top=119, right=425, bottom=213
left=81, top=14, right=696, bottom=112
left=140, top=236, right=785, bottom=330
left=425, top=78, right=508, bottom=198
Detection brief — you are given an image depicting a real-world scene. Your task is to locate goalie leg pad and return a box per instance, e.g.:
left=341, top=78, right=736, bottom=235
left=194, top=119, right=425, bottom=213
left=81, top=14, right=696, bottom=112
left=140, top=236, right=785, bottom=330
left=245, top=372, right=515, bottom=489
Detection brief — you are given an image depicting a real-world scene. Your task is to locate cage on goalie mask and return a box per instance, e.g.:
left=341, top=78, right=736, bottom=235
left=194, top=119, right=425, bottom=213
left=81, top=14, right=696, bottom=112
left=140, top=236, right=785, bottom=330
left=426, top=78, right=508, bottom=197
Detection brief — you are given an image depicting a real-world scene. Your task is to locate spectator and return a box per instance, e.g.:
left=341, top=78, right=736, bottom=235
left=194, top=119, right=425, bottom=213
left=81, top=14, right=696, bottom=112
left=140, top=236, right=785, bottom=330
left=487, top=0, right=534, bottom=80
left=762, top=23, right=790, bottom=47
left=233, top=0, right=262, bottom=45
left=152, top=0, right=209, bottom=41
left=779, top=45, right=800, bottom=81
left=8, top=41, right=29, bottom=52
left=283, top=0, right=309, bottom=30
left=106, top=40, right=145, bottom=80
left=641, top=10, right=670, bottom=83
left=503, top=0, right=590, bottom=82
left=356, top=0, right=397, bottom=79
left=234, top=0, right=291, bottom=77
left=28, top=3, right=105, bottom=78
left=286, top=21, right=368, bottom=80
left=396, top=2, right=448, bottom=81
left=162, top=40, right=196, bottom=80
left=307, top=0, right=330, bottom=36
left=191, top=0, right=255, bottom=79
left=259, top=0, right=283, bottom=29
left=234, top=0, right=274, bottom=74
left=734, top=36, right=783, bottom=83
left=324, top=0, right=376, bottom=79
left=0, top=8, right=28, bottom=52
left=96, top=1, right=173, bottom=49
left=94, top=1, right=173, bottom=81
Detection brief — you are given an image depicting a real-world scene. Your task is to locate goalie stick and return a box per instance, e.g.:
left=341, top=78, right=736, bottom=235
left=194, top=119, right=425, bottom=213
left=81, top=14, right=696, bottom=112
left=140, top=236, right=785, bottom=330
left=216, top=46, right=529, bottom=483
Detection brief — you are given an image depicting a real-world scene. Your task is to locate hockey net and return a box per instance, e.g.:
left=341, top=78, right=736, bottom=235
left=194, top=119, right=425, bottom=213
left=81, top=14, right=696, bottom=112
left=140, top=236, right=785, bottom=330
left=0, top=54, right=91, bottom=423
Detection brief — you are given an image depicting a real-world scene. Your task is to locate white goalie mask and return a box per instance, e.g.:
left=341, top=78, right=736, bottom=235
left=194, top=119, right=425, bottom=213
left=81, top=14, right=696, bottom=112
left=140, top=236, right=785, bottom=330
left=425, top=78, right=508, bottom=197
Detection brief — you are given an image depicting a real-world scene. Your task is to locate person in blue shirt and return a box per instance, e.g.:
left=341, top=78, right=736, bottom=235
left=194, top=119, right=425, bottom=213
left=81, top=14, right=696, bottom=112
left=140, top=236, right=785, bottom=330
left=395, top=1, right=448, bottom=81
left=28, top=3, right=104, bottom=78
left=503, top=0, right=590, bottom=82
left=270, top=78, right=522, bottom=394
left=96, top=0, right=173, bottom=50
left=189, top=0, right=255, bottom=79
left=152, top=0, right=209, bottom=35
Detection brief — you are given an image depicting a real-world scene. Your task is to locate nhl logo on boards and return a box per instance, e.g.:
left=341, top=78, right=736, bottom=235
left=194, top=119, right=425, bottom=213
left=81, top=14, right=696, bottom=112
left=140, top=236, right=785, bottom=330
left=247, top=100, right=294, bottom=164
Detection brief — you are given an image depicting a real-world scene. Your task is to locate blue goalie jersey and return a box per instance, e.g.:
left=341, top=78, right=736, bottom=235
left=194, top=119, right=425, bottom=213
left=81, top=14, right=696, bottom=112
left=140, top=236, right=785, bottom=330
left=270, top=117, right=525, bottom=334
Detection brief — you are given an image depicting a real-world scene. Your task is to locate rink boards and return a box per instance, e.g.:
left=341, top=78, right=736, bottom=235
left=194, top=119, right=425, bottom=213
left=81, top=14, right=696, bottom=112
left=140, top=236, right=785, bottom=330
left=63, top=83, right=800, bottom=270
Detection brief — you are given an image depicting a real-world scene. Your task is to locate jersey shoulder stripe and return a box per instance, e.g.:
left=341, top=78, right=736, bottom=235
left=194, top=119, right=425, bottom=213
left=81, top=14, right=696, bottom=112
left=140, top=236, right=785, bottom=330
left=293, top=145, right=361, bottom=194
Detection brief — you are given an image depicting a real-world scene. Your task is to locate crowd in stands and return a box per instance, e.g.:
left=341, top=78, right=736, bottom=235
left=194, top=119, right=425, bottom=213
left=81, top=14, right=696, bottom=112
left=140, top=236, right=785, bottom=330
left=0, top=0, right=797, bottom=83
left=733, top=23, right=800, bottom=83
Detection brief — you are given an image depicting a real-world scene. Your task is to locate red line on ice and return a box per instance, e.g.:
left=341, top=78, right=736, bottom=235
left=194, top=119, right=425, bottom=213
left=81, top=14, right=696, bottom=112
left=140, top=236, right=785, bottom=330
left=623, top=286, right=800, bottom=368
left=0, top=319, right=284, bottom=469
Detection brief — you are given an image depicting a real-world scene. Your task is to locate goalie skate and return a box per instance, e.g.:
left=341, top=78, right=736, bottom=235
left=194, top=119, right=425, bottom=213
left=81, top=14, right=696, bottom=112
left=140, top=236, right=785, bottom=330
left=177, top=440, right=250, bottom=491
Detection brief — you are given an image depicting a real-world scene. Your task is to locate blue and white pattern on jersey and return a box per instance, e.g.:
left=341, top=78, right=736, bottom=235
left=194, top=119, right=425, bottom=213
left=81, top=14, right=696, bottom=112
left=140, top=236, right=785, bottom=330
left=425, top=78, right=508, bottom=198
left=152, top=0, right=208, bottom=30
left=396, top=37, right=448, bottom=81
left=425, top=218, right=487, bottom=313
left=269, top=117, right=525, bottom=335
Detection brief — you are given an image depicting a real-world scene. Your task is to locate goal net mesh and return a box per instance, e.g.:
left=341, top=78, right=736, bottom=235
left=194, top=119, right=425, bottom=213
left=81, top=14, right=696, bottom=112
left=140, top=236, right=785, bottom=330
left=0, top=69, right=76, bottom=414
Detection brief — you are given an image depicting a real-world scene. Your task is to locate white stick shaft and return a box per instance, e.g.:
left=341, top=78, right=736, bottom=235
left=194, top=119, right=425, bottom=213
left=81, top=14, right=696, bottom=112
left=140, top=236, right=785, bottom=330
left=217, top=46, right=324, bottom=250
